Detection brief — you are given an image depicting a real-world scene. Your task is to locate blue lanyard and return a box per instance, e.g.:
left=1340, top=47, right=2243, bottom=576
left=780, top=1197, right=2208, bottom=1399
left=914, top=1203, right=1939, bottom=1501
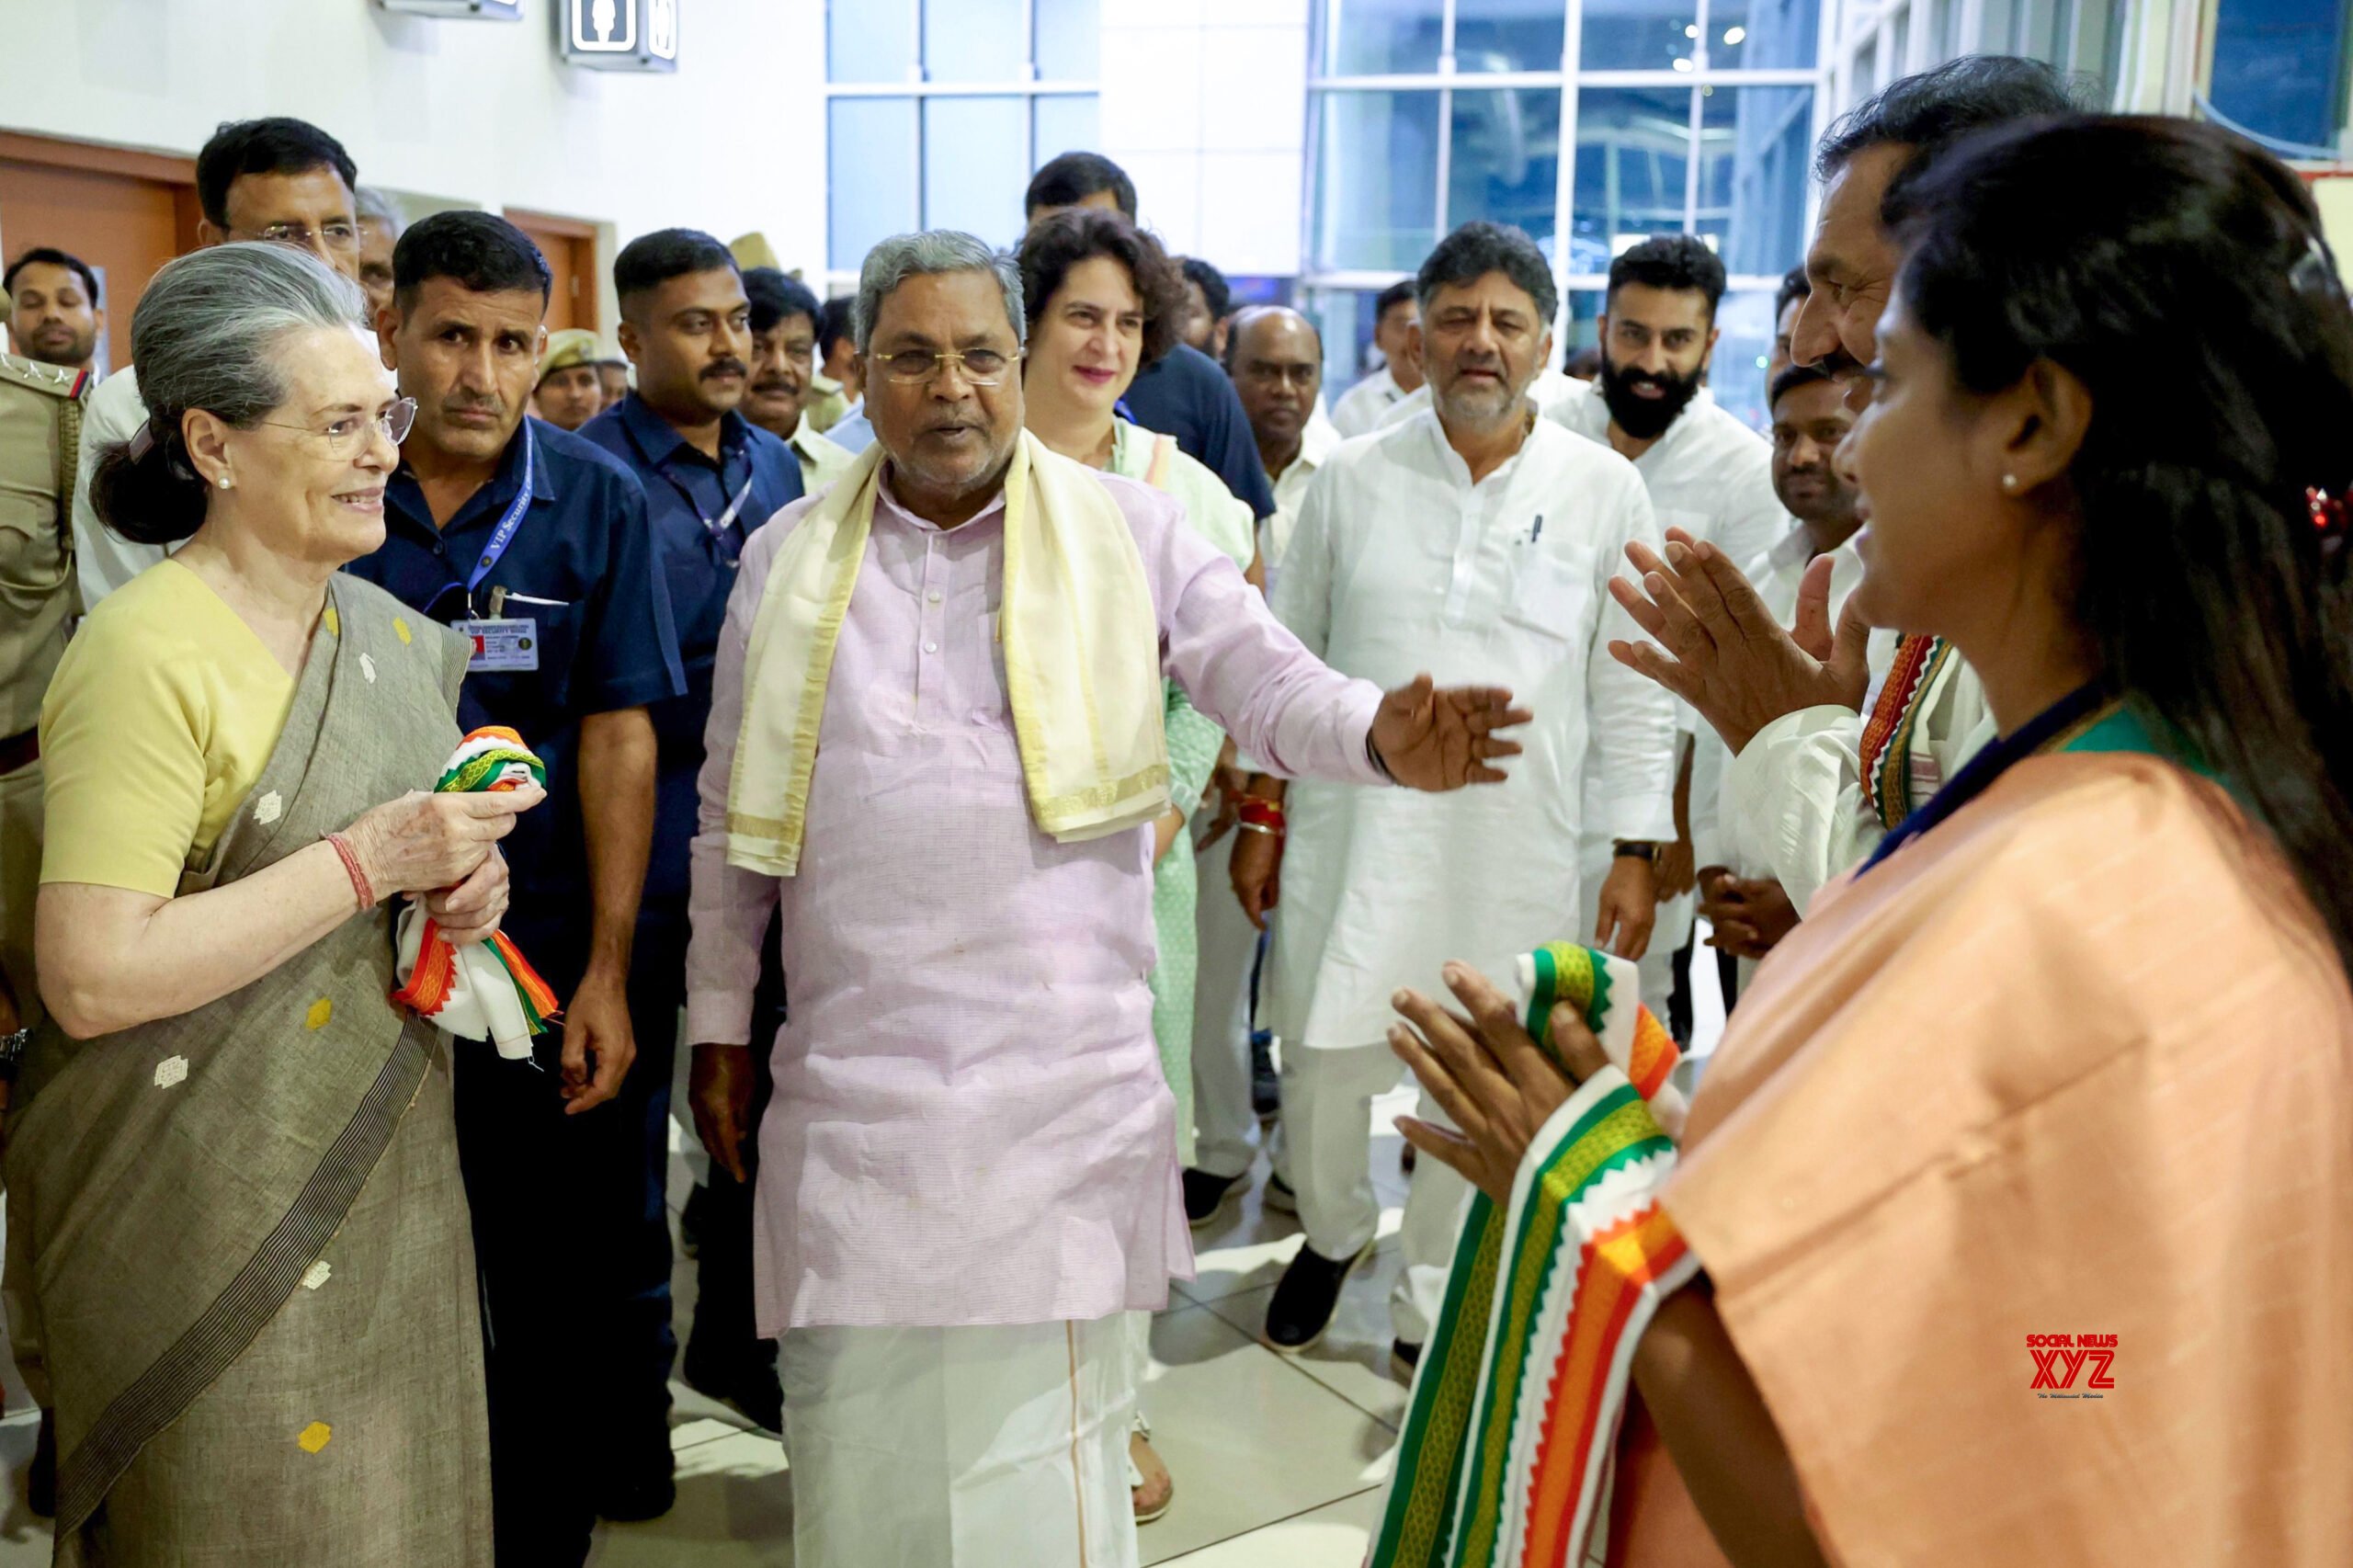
left=460, top=423, right=537, bottom=613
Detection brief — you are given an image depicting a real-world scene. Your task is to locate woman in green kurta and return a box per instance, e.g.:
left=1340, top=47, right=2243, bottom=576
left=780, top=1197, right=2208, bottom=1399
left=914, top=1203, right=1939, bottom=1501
left=1017, top=206, right=1259, bottom=1525
left=10, top=245, right=538, bottom=1564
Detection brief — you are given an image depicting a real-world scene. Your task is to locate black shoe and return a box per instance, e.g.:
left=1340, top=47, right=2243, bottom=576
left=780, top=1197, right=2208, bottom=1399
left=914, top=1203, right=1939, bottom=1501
left=1263, top=1241, right=1371, bottom=1353
left=1183, top=1167, right=1245, bottom=1229
left=1262, top=1171, right=1298, bottom=1215
left=1251, top=1033, right=1279, bottom=1121
left=28, top=1408, right=55, bottom=1518
left=597, top=1452, right=677, bottom=1523
left=682, top=1339, right=784, bottom=1434
left=1391, top=1337, right=1423, bottom=1383
left=679, top=1181, right=710, bottom=1260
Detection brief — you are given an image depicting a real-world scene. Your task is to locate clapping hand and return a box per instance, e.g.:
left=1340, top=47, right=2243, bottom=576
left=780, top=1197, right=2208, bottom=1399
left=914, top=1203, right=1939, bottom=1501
left=1369, top=674, right=1532, bottom=791
left=1605, top=529, right=1871, bottom=755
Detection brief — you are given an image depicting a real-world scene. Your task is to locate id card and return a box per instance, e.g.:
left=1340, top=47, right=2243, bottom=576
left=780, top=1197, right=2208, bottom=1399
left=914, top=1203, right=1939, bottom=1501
left=460, top=617, right=540, bottom=673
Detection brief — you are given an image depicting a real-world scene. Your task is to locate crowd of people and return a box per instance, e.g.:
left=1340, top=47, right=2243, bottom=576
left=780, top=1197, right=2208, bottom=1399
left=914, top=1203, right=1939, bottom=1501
left=0, top=49, right=2347, bottom=1568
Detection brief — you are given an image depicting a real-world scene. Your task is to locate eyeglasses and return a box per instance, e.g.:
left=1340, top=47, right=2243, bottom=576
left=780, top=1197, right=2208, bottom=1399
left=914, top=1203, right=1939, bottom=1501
left=261, top=397, right=418, bottom=458
left=240, top=220, right=361, bottom=255
left=876, top=347, right=1022, bottom=386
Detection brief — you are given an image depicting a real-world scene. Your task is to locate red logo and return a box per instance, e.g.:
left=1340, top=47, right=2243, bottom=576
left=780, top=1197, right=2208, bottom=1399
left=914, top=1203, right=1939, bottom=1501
left=2027, top=1334, right=2117, bottom=1395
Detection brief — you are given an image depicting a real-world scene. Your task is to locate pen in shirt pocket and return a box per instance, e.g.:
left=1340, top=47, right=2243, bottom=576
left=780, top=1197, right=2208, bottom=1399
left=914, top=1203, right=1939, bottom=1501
left=1529, top=514, right=1545, bottom=544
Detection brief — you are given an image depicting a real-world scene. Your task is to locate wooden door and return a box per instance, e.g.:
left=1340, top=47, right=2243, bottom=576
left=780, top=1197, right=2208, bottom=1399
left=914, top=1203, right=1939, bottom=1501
left=0, top=132, right=199, bottom=373
left=504, top=209, right=599, bottom=334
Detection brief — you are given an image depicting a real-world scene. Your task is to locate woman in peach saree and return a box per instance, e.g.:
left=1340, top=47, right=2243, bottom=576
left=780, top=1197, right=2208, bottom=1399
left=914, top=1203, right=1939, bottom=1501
left=1375, top=116, right=2353, bottom=1568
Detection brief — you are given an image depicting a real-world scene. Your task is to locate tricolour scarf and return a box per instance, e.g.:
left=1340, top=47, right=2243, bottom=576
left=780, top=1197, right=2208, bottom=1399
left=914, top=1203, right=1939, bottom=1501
left=1373, top=943, right=1699, bottom=1568
left=722, top=431, right=1170, bottom=874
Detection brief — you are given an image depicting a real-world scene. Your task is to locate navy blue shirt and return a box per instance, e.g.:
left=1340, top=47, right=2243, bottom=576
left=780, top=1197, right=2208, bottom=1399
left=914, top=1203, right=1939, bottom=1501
left=576, top=393, right=802, bottom=907
left=1120, top=342, right=1278, bottom=521
left=345, top=415, right=686, bottom=949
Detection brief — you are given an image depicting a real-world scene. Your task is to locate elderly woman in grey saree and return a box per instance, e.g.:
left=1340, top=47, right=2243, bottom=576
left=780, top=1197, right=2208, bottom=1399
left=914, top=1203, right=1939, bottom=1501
left=8, top=244, right=538, bottom=1564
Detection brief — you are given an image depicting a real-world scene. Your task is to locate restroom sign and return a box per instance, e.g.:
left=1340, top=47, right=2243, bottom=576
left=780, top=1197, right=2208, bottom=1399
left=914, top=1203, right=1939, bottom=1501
left=562, top=0, right=678, bottom=70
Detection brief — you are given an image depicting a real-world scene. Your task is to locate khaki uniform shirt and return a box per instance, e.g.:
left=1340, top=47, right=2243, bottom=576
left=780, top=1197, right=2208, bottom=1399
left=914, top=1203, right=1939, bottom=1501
left=0, top=350, right=85, bottom=742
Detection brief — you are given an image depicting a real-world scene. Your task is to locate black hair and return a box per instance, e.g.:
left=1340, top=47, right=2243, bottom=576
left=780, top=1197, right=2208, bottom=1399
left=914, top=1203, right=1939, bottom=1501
left=1025, top=152, right=1138, bottom=221
left=392, top=210, right=551, bottom=310
left=1017, top=207, right=1188, bottom=371
left=1773, top=266, right=1810, bottom=324
left=1180, top=256, right=1232, bottom=322
left=1607, top=234, right=1727, bottom=320
left=1817, top=56, right=2081, bottom=226
left=613, top=227, right=737, bottom=309
left=816, top=295, right=858, bottom=358
left=745, top=267, right=822, bottom=335
left=1374, top=278, right=1418, bottom=324
left=1416, top=221, right=1556, bottom=328
left=1768, top=363, right=1833, bottom=406
left=4, top=246, right=99, bottom=304
left=1897, top=114, right=2353, bottom=968
left=194, top=117, right=358, bottom=228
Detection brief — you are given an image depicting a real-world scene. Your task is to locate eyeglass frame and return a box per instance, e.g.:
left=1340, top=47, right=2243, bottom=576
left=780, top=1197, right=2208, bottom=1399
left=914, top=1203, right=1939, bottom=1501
left=870, top=347, right=1025, bottom=387
left=228, top=219, right=362, bottom=256
left=257, top=395, right=419, bottom=458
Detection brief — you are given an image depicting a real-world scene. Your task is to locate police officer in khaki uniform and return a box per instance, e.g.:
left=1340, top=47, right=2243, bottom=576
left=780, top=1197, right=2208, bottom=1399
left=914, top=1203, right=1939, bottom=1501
left=0, top=285, right=88, bottom=1050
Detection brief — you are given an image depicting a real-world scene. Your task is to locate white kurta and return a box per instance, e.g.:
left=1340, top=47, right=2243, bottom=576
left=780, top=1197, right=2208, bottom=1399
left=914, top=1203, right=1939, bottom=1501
left=1263, top=410, right=1678, bottom=1052
left=70, top=367, right=173, bottom=606
left=1328, top=364, right=1408, bottom=438
left=1262, top=411, right=1343, bottom=579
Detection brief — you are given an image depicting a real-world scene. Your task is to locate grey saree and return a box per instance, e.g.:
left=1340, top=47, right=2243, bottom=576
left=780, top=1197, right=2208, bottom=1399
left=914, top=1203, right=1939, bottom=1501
left=5, top=574, right=493, bottom=1565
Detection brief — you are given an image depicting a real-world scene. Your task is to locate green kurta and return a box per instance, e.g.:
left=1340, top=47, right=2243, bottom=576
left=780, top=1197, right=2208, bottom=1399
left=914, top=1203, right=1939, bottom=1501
left=1109, top=418, right=1256, bottom=1165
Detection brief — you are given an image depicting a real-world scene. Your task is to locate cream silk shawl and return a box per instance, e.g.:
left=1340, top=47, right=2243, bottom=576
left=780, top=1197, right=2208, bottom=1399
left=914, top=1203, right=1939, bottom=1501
left=722, top=430, right=1171, bottom=874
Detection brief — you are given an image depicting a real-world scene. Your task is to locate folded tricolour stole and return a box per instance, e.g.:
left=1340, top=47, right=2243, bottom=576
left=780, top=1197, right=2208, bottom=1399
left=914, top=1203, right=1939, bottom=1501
left=1372, top=943, right=1699, bottom=1568
left=389, top=727, right=562, bottom=1060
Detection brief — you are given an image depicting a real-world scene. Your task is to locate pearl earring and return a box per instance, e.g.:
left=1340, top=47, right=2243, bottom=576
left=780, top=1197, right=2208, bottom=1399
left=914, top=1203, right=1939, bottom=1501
left=218, top=474, right=233, bottom=490
left=2001, top=473, right=2019, bottom=493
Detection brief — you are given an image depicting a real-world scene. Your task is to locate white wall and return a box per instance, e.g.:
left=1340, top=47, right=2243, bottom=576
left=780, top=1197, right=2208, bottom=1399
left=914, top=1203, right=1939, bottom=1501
left=0, top=0, right=830, bottom=305
left=1098, top=0, right=1309, bottom=276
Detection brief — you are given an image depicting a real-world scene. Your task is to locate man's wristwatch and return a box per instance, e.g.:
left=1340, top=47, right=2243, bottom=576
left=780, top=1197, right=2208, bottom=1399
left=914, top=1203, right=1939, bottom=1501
left=1612, top=840, right=1662, bottom=865
left=0, top=1027, right=30, bottom=1084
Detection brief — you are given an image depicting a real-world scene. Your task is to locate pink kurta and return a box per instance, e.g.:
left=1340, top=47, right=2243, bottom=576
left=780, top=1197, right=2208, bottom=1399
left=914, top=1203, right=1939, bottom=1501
left=686, top=470, right=1386, bottom=1334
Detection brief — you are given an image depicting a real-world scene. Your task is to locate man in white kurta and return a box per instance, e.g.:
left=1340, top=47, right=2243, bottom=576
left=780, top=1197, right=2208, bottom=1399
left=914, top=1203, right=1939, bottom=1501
left=1326, top=280, right=1423, bottom=438
left=1234, top=222, right=1677, bottom=1362
left=1549, top=237, right=1784, bottom=1028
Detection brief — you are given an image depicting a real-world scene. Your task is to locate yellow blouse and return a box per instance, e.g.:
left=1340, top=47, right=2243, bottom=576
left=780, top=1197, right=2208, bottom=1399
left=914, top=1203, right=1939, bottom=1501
left=40, top=559, right=298, bottom=899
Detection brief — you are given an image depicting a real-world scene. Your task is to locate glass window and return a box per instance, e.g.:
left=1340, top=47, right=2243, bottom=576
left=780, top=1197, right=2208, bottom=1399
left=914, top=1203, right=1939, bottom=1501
left=1314, top=0, right=1444, bottom=75
left=924, top=97, right=1029, bottom=244
left=1300, top=285, right=1381, bottom=402
left=2210, top=0, right=2350, bottom=150
left=828, top=0, right=915, bottom=83
left=830, top=97, right=920, bottom=270
left=1581, top=0, right=1702, bottom=71
left=1692, top=84, right=1812, bottom=276
left=925, top=0, right=1028, bottom=82
left=1032, top=94, right=1101, bottom=167
left=1710, top=0, right=1820, bottom=68
left=1447, top=87, right=1563, bottom=253
left=1034, top=0, right=1101, bottom=80
left=1706, top=288, right=1777, bottom=432
left=1573, top=86, right=1694, bottom=266
left=1559, top=287, right=1607, bottom=364
left=1310, top=89, right=1443, bottom=271
left=1453, top=0, right=1567, bottom=72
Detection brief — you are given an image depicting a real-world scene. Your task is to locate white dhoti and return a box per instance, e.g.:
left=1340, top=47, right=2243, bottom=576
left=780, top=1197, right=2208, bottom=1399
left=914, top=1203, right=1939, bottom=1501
left=779, top=1316, right=1139, bottom=1568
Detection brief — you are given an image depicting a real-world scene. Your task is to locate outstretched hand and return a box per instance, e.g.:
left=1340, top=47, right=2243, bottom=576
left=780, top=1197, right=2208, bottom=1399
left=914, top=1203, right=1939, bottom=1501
left=1604, top=529, right=1871, bottom=755
left=1369, top=674, right=1532, bottom=791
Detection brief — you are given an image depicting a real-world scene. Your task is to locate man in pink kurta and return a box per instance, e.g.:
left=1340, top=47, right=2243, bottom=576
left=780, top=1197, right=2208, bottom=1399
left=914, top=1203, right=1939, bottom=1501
left=682, top=232, right=1529, bottom=1568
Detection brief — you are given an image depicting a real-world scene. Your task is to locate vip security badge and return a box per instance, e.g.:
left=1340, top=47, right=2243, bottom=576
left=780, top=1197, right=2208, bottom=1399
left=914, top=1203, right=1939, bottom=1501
left=2027, top=1333, right=2119, bottom=1397
left=461, top=616, right=539, bottom=673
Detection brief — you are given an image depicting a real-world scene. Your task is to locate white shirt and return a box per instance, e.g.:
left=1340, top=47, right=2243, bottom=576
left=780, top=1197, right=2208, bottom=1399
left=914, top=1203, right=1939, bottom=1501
left=1373, top=367, right=1585, bottom=434
left=1688, top=525, right=1864, bottom=874
left=1261, top=412, right=1342, bottom=578
left=71, top=368, right=173, bottom=606
left=1328, top=365, right=1408, bottom=439
left=1263, top=410, right=1678, bottom=1051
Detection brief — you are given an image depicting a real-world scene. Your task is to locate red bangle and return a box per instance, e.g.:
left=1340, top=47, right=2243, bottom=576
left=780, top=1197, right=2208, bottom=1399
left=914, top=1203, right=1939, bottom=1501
left=1238, top=798, right=1286, bottom=832
left=324, top=832, right=377, bottom=911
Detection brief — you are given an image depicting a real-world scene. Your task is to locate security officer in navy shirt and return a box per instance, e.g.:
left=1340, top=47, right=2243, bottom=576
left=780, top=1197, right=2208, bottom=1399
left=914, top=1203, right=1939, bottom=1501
left=345, top=210, right=687, bottom=1565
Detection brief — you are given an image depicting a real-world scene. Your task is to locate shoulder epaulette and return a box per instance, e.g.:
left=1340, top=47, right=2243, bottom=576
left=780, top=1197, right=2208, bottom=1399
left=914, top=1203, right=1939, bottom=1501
left=0, top=351, right=89, bottom=400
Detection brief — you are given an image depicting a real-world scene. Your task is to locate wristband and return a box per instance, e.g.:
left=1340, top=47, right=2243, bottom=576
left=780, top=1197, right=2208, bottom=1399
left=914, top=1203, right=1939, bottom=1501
left=1612, top=840, right=1661, bottom=865
left=1237, top=798, right=1286, bottom=832
left=1236, top=820, right=1281, bottom=838
left=324, top=832, right=378, bottom=911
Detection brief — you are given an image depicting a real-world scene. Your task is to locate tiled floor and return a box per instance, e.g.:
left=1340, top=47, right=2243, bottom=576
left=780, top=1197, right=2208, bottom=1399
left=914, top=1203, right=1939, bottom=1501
left=0, top=948, right=1724, bottom=1564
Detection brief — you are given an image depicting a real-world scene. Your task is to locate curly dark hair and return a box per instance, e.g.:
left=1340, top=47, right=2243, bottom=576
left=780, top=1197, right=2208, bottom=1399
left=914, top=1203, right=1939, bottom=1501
left=1016, top=208, right=1188, bottom=374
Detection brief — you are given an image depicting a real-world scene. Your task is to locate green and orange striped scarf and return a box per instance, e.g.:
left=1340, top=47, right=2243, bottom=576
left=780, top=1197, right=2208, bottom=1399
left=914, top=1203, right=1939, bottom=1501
left=1372, top=943, right=1699, bottom=1568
